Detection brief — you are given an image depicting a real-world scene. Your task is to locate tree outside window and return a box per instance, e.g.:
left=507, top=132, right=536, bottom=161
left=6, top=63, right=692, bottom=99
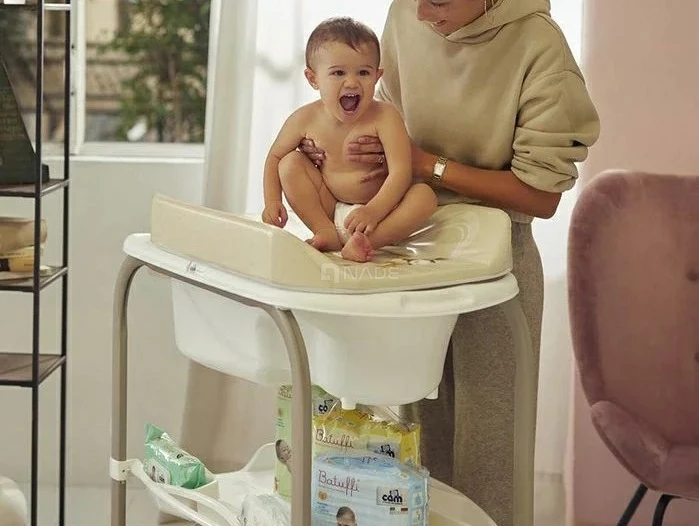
left=94, top=0, right=210, bottom=143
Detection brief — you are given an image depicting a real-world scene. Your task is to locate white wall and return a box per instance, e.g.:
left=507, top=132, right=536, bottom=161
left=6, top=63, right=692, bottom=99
left=567, top=1, right=699, bottom=524
left=0, top=158, right=203, bottom=486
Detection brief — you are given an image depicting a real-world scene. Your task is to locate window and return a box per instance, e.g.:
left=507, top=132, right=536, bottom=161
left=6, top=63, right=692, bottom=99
left=82, top=0, right=211, bottom=145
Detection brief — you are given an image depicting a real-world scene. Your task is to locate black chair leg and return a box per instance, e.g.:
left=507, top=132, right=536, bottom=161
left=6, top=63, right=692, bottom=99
left=652, top=494, right=677, bottom=526
left=617, top=484, right=648, bottom=526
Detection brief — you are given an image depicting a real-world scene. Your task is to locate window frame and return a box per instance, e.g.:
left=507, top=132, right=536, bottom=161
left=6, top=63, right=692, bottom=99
left=69, top=0, right=206, bottom=160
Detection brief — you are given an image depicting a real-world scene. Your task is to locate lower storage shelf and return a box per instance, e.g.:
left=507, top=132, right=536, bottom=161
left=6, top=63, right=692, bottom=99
left=118, top=443, right=497, bottom=526
left=0, top=353, right=65, bottom=387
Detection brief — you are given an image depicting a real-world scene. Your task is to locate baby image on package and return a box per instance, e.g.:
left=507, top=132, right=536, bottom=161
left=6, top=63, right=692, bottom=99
left=274, top=384, right=339, bottom=500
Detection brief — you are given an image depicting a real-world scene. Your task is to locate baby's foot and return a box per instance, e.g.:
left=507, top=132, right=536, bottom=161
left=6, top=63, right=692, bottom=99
left=341, top=232, right=374, bottom=262
left=306, top=229, right=343, bottom=252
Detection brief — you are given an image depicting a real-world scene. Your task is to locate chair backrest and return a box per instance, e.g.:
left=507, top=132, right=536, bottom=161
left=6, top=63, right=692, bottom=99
left=568, top=170, right=699, bottom=443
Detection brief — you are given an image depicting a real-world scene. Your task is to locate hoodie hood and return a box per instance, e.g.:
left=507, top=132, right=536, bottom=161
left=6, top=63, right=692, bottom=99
left=442, top=0, right=551, bottom=43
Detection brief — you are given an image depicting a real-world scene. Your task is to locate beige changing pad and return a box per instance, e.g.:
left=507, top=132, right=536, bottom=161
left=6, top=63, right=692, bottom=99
left=150, top=194, right=512, bottom=293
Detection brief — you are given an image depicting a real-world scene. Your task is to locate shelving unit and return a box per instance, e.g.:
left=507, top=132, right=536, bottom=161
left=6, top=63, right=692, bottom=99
left=0, top=1, right=72, bottom=525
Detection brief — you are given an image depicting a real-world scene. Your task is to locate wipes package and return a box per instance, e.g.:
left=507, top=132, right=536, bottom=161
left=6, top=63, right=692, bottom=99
left=312, top=455, right=429, bottom=526
left=143, top=423, right=209, bottom=489
left=313, top=406, right=421, bottom=467
left=275, top=385, right=339, bottom=500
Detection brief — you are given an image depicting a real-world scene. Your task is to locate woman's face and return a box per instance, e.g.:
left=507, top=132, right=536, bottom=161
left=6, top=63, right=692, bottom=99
left=415, top=0, right=487, bottom=36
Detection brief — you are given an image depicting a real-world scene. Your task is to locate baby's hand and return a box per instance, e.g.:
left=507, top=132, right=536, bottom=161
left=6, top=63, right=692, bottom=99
left=344, top=205, right=380, bottom=235
left=262, top=202, right=288, bottom=228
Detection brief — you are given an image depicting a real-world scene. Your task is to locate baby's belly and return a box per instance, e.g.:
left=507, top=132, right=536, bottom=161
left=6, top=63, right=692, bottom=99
left=323, top=170, right=383, bottom=204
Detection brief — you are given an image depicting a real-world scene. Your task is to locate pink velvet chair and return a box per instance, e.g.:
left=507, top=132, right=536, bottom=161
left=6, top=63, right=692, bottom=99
left=568, top=170, right=699, bottom=525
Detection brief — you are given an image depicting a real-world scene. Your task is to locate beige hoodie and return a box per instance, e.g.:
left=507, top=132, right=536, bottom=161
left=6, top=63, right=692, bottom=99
left=377, top=0, right=600, bottom=223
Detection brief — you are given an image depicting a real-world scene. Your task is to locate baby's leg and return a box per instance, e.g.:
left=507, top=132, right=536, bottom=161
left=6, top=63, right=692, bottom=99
left=279, top=150, right=342, bottom=251
left=365, top=183, right=438, bottom=249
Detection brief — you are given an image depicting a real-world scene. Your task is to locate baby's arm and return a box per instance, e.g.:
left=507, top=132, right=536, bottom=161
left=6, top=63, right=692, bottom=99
left=263, top=108, right=309, bottom=204
left=363, top=103, right=413, bottom=221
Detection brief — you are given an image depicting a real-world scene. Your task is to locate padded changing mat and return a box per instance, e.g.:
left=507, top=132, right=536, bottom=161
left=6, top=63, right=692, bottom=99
left=150, top=194, right=512, bottom=293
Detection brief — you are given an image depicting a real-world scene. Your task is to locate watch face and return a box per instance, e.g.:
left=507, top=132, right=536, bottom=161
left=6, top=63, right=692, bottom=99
left=433, top=157, right=447, bottom=177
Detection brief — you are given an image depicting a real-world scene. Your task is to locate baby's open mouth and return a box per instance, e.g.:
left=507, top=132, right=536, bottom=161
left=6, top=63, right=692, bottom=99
left=340, top=94, right=360, bottom=113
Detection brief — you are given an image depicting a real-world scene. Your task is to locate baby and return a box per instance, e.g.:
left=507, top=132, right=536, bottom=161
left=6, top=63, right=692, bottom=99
left=262, top=17, right=437, bottom=262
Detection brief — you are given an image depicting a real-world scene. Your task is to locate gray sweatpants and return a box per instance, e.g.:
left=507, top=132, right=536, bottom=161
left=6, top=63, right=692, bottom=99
left=401, top=222, right=543, bottom=526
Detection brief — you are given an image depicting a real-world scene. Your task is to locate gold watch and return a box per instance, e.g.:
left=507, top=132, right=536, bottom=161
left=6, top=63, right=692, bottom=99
left=432, top=156, right=448, bottom=186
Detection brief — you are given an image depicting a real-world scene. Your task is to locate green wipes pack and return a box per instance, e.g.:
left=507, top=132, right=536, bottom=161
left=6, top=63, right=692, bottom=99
left=143, top=423, right=209, bottom=489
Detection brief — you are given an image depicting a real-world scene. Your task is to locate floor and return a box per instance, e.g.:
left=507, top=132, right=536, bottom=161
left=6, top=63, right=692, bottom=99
left=17, top=473, right=565, bottom=525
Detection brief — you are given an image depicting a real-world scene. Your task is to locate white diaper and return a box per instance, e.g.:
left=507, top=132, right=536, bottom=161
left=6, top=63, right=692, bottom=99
left=333, top=202, right=363, bottom=244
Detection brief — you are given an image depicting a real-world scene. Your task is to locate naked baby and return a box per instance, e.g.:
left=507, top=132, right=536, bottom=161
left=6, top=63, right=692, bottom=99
left=261, top=16, right=437, bottom=262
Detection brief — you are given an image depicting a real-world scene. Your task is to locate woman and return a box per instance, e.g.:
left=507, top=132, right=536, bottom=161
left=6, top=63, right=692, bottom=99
left=301, top=1, right=599, bottom=525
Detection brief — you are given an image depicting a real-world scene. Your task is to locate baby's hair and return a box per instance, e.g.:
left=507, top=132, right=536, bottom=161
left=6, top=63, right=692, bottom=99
left=305, top=17, right=380, bottom=68
left=336, top=506, right=355, bottom=520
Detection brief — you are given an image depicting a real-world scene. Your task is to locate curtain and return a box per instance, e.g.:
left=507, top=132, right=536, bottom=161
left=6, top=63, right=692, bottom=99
left=174, top=0, right=275, bottom=495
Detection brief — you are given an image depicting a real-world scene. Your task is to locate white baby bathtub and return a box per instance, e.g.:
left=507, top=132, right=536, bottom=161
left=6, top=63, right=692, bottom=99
left=170, top=268, right=519, bottom=407
left=153, top=193, right=516, bottom=407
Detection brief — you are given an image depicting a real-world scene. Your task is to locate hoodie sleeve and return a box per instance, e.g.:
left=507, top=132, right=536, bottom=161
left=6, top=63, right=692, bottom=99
left=511, top=70, right=600, bottom=193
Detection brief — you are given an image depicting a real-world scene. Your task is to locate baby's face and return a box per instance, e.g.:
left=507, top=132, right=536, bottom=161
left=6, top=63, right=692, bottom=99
left=306, top=41, right=382, bottom=124
left=336, top=513, right=357, bottom=526
left=278, top=442, right=291, bottom=462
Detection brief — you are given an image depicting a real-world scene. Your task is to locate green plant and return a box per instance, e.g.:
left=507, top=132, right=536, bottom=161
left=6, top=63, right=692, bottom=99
left=102, top=0, right=210, bottom=143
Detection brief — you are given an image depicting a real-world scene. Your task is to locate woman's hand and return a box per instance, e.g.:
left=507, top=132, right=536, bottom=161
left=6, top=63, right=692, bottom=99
left=347, top=135, right=386, bottom=165
left=298, top=138, right=326, bottom=168
left=348, top=135, right=388, bottom=184
left=350, top=136, right=435, bottom=184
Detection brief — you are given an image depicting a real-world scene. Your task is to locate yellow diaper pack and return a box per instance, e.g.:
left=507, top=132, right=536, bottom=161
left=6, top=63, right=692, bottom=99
left=312, top=405, right=421, bottom=467
left=275, top=386, right=422, bottom=503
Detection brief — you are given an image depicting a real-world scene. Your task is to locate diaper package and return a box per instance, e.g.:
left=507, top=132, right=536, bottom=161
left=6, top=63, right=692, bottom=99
left=275, top=384, right=340, bottom=500
left=312, top=454, right=429, bottom=526
left=313, top=405, right=421, bottom=467
left=240, top=493, right=290, bottom=526
left=143, top=423, right=209, bottom=489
